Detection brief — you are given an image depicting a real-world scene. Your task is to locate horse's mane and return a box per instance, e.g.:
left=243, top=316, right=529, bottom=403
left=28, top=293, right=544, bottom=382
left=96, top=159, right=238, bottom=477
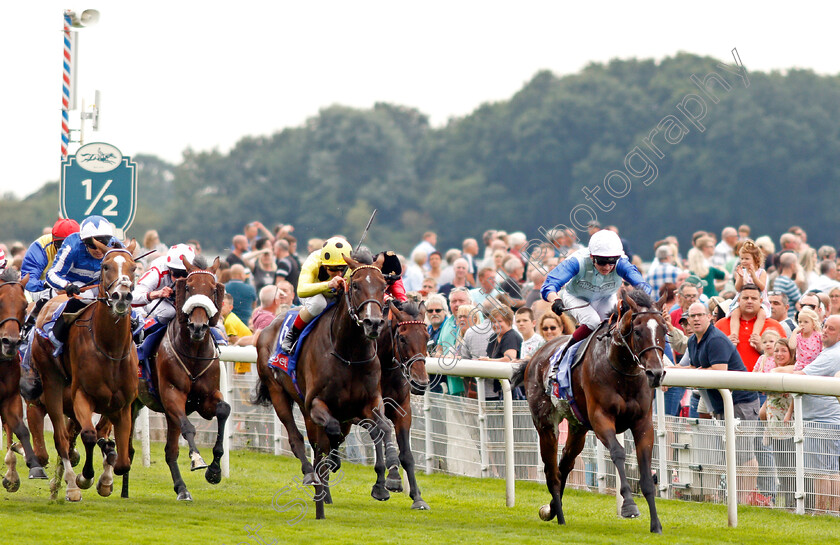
left=0, top=268, right=20, bottom=282
left=399, top=300, right=422, bottom=319
left=610, top=288, right=655, bottom=319
left=349, top=249, right=374, bottom=265
left=192, top=255, right=209, bottom=269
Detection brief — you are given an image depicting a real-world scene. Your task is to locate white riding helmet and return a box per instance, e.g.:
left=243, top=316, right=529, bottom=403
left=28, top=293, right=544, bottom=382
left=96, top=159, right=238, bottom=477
left=166, top=244, right=196, bottom=271
left=588, top=229, right=624, bottom=258
left=79, top=215, right=116, bottom=241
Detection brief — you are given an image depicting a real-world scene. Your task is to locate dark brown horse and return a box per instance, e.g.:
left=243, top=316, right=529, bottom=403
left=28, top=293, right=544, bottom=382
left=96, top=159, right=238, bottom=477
left=126, top=255, right=228, bottom=501
left=513, top=289, right=667, bottom=533
left=30, top=240, right=139, bottom=501
left=254, top=251, right=398, bottom=519
left=0, top=270, right=48, bottom=491
left=370, top=299, right=430, bottom=509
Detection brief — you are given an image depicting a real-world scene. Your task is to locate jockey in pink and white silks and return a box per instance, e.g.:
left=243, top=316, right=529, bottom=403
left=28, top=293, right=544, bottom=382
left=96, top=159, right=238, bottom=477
left=542, top=229, right=653, bottom=348
left=132, top=244, right=198, bottom=325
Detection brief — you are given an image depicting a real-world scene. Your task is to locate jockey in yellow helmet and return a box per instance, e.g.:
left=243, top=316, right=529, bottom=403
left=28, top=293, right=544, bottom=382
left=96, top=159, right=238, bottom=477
left=280, top=236, right=352, bottom=352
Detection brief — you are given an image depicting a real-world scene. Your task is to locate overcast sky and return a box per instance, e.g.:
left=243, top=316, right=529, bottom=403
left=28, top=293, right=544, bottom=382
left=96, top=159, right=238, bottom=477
left=2, top=1, right=837, bottom=199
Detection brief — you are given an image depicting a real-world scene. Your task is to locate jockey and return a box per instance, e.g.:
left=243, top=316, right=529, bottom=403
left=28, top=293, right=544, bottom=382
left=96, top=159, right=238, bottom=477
left=542, top=229, right=653, bottom=352
left=44, top=215, right=118, bottom=355
left=21, top=219, right=81, bottom=325
left=132, top=243, right=195, bottom=324
left=378, top=251, right=407, bottom=304
left=0, top=247, right=6, bottom=270
left=280, top=236, right=351, bottom=353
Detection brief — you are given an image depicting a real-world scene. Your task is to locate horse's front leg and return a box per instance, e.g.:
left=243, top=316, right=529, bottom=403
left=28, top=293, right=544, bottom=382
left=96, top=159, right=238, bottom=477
left=632, top=419, right=662, bottom=533
left=201, top=390, right=230, bottom=485
left=369, top=424, right=390, bottom=502
left=71, top=390, right=98, bottom=491
left=393, top=409, right=430, bottom=510
left=2, top=395, right=47, bottom=487
left=25, top=402, right=50, bottom=468
left=592, top=413, right=639, bottom=519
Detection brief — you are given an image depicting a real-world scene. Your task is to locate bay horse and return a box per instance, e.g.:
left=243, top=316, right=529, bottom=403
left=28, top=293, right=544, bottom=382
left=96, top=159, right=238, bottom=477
left=30, top=239, right=139, bottom=501
left=0, top=269, right=48, bottom=491
left=124, top=255, right=228, bottom=501
left=254, top=251, right=399, bottom=519
left=512, top=289, right=667, bottom=533
left=369, top=299, right=430, bottom=509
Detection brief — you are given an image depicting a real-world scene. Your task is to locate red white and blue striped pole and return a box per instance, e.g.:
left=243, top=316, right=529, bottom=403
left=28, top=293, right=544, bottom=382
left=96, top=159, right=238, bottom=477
left=61, top=10, right=72, bottom=161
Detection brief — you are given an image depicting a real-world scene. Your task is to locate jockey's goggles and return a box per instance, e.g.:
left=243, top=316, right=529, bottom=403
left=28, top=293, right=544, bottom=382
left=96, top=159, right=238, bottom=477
left=325, top=265, right=347, bottom=273
left=170, top=268, right=188, bottom=279
left=84, top=236, right=112, bottom=249
left=592, top=256, right=619, bottom=266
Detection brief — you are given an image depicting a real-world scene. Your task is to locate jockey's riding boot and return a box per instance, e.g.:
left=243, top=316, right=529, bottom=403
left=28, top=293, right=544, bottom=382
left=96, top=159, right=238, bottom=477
left=130, top=312, right=144, bottom=345
left=280, top=325, right=303, bottom=354
left=210, top=326, right=228, bottom=346
left=546, top=324, right=593, bottom=397
left=49, top=316, right=70, bottom=358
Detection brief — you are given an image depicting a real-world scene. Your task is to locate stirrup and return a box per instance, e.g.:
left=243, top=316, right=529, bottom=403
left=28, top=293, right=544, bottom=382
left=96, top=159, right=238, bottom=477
left=48, top=332, right=63, bottom=358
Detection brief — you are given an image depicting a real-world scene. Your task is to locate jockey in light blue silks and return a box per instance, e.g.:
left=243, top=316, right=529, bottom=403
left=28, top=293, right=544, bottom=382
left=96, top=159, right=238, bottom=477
left=541, top=229, right=654, bottom=351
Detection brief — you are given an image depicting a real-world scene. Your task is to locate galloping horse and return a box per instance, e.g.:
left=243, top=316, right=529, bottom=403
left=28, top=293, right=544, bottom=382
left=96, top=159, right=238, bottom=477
left=30, top=240, right=139, bottom=501
left=254, top=251, right=399, bottom=519
left=125, top=255, right=228, bottom=501
left=370, top=299, right=430, bottom=509
left=513, top=289, right=667, bottom=533
left=0, top=269, right=48, bottom=491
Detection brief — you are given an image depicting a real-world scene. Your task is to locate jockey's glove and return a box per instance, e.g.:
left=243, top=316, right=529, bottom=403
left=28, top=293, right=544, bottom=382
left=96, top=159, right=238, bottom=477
left=65, top=284, right=81, bottom=297
left=551, top=299, right=565, bottom=316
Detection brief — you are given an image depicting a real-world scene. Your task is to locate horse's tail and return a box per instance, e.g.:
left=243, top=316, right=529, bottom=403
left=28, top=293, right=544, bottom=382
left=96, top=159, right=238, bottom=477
left=510, top=360, right=528, bottom=390
left=251, top=377, right=272, bottom=407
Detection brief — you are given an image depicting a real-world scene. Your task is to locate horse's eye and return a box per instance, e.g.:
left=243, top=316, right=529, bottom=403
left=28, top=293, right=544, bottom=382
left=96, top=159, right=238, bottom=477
left=352, top=282, right=359, bottom=290
left=400, top=337, right=407, bottom=344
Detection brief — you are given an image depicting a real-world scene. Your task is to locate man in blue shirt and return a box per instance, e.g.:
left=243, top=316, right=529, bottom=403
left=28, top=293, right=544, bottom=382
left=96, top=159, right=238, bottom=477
left=682, top=301, right=761, bottom=505
left=225, top=264, right=257, bottom=325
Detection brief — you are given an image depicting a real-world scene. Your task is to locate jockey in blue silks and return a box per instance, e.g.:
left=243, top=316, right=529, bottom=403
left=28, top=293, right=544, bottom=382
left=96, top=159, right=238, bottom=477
left=44, top=215, right=118, bottom=355
left=542, top=229, right=654, bottom=350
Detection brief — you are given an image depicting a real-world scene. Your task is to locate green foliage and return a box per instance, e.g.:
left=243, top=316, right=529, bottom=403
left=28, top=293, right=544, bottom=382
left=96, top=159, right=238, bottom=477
left=6, top=53, right=840, bottom=256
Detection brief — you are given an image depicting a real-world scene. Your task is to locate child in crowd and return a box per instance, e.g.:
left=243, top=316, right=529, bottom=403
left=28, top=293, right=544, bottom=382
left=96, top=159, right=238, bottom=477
left=514, top=307, right=545, bottom=360
left=753, top=329, right=781, bottom=374
left=790, top=307, right=823, bottom=371
left=728, top=240, right=770, bottom=344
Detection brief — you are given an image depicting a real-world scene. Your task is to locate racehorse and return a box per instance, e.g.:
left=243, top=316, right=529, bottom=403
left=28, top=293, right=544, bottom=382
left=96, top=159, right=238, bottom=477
left=253, top=251, right=399, bottom=519
left=512, top=289, right=667, bottom=533
left=30, top=239, right=139, bottom=501
left=0, top=269, right=48, bottom=491
left=124, top=255, right=228, bottom=501
left=370, top=299, right=430, bottom=509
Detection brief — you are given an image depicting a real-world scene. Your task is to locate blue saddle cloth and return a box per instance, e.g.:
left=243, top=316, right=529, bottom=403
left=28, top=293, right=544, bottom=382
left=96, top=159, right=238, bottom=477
left=550, top=341, right=581, bottom=403
left=268, top=302, right=334, bottom=393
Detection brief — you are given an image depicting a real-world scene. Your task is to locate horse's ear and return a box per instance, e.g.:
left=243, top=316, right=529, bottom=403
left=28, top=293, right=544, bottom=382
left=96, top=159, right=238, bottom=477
left=210, top=256, right=221, bottom=275
left=345, top=255, right=360, bottom=270
left=174, top=278, right=188, bottom=325
left=374, top=253, right=385, bottom=270
left=182, top=256, right=195, bottom=272
left=390, top=299, right=406, bottom=322
left=418, top=301, right=427, bottom=320
left=20, top=273, right=29, bottom=287
left=126, top=238, right=137, bottom=254
left=209, top=283, right=225, bottom=327
left=655, top=293, right=668, bottom=312
left=92, top=238, right=110, bottom=254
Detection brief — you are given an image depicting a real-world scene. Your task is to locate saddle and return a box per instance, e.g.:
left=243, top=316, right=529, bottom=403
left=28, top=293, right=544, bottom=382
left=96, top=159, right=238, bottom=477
left=268, top=303, right=335, bottom=395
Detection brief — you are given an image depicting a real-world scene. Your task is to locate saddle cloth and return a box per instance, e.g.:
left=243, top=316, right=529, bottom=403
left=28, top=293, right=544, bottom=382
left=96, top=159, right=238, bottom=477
left=33, top=299, right=92, bottom=356
left=267, top=302, right=334, bottom=393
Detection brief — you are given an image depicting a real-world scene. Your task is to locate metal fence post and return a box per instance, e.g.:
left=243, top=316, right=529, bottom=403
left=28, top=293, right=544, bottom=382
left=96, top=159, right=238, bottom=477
left=477, top=378, right=489, bottom=478
left=655, top=390, right=668, bottom=497
left=139, top=406, right=151, bottom=467
left=220, top=360, right=232, bottom=478
left=501, top=379, right=515, bottom=507
left=424, top=390, right=433, bottom=475
left=793, top=394, right=805, bottom=515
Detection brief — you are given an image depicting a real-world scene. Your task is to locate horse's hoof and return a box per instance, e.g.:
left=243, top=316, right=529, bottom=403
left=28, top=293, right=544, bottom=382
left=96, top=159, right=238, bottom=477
left=385, top=476, right=403, bottom=492
left=411, top=499, right=430, bottom=510
left=176, top=490, right=193, bottom=501
left=66, top=489, right=82, bottom=502
left=621, top=502, right=641, bottom=519
left=539, top=504, right=554, bottom=521
left=29, top=467, right=48, bottom=480
left=2, top=477, right=20, bottom=493
left=189, top=453, right=208, bottom=471
left=371, top=484, right=390, bottom=501
left=323, top=489, right=333, bottom=505
left=97, top=481, right=113, bottom=497
left=205, top=464, right=222, bottom=485
left=69, top=449, right=81, bottom=467
left=76, top=474, right=94, bottom=490
left=302, top=472, right=320, bottom=486
left=328, top=451, right=342, bottom=472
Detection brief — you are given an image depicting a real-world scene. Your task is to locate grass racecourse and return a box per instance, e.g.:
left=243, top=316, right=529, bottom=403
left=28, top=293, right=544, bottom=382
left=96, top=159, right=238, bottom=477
left=1, top=442, right=838, bottom=545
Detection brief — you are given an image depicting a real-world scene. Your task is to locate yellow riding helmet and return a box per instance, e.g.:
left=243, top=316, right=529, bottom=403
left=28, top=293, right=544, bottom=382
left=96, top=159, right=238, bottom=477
left=320, top=237, right=352, bottom=266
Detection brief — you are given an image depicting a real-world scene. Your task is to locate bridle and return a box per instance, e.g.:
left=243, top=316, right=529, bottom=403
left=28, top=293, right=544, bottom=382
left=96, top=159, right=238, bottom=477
left=0, top=280, right=25, bottom=358
left=388, top=319, right=427, bottom=372
left=343, top=265, right=385, bottom=327
left=602, top=309, right=667, bottom=376
left=97, top=248, right=135, bottom=310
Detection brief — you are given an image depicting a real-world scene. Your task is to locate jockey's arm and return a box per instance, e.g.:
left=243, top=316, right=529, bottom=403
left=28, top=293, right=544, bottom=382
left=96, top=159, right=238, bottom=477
left=45, top=240, right=74, bottom=291
left=21, top=239, right=50, bottom=292
left=540, top=258, right=580, bottom=302
left=296, top=252, right=332, bottom=298
left=387, top=278, right=407, bottom=302
left=615, top=258, right=653, bottom=296
left=131, top=266, right=165, bottom=307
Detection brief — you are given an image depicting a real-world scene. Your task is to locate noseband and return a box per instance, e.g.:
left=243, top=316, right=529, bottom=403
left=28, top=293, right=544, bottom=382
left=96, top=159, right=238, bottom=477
left=344, top=265, right=385, bottom=326
left=605, top=309, right=666, bottom=375
left=182, top=270, right=219, bottom=323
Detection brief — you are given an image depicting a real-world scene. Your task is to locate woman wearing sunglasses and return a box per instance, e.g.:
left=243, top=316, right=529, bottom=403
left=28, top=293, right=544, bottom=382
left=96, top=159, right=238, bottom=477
left=280, top=236, right=351, bottom=353
left=541, top=229, right=653, bottom=353
left=43, top=215, right=118, bottom=355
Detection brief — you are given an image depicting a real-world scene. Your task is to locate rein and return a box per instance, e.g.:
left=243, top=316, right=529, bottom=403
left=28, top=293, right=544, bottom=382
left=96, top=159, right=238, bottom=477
left=162, top=325, right=219, bottom=383
left=600, top=309, right=666, bottom=377
left=329, top=264, right=384, bottom=365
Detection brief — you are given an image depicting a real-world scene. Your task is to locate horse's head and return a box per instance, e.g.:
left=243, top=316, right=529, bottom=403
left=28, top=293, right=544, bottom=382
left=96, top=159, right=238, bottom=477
left=344, top=252, right=387, bottom=340
left=617, top=289, right=668, bottom=388
left=0, top=270, right=29, bottom=358
left=177, top=256, right=223, bottom=342
left=96, top=239, right=137, bottom=316
left=390, top=300, right=430, bottom=394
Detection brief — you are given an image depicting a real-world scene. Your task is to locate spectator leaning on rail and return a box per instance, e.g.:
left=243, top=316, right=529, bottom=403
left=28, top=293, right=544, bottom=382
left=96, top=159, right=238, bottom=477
left=681, top=301, right=762, bottom=505
left=280, top=236, right=351, bottom=353
left=541, top=229, right=653, bottom=355
left=790, top=314, right=840, bottom=512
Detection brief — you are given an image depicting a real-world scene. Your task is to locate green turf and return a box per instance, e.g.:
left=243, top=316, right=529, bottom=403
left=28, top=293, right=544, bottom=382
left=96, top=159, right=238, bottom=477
left=1, top=443, right=837, bottom=545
